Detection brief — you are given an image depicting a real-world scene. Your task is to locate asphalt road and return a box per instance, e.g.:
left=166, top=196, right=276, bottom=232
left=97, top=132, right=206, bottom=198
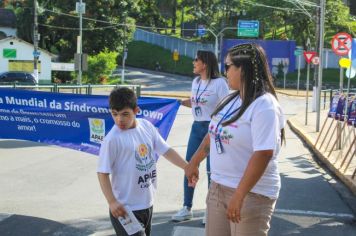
left=0, top=68, right=355, bottom=236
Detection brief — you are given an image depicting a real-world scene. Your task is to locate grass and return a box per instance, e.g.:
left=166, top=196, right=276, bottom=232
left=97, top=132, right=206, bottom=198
left=126, top=41, right=194, bottom=76
left=284, top=68, right=356, bottom=87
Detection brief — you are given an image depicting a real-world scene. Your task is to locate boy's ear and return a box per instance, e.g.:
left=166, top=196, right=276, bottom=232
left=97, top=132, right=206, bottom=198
left=134, top=106, right=140, bottom=114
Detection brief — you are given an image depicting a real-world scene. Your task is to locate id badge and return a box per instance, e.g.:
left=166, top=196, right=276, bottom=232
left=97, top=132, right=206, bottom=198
left=215, top=136, right=223, bottom=154
left=195, top=106, right=202, bottom=116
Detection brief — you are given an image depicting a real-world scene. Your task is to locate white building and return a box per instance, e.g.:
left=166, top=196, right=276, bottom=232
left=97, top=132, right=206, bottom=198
left=0, top=9, right=17, bottom=38
left=0, top=37, right=54, bottom=83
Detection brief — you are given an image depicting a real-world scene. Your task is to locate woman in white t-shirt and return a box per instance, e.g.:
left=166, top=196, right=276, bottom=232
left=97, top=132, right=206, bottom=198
left=172, top=50, right=229, bottom=222
left=185, top=43, right=285, bottom=236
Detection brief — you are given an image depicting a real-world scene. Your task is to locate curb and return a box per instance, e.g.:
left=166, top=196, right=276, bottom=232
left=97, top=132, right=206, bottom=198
left=141, top=92, right=190, bottom=99
left=276, top=90, right=312, bottom=98
left=287, top=118, right=356, bottom=195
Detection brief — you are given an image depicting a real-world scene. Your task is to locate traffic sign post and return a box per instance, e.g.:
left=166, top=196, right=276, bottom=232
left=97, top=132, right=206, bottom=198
left=312, top=56, right=320, bottom=65
left=303, top=51, right=316, bottom=64
left=173, top=49, right=179, bottom=73
left=197, top=25, right=206, bottom=37
left=303, top=51, right=316, bottom=125
left=237, top=20, right=259, bottom=38
left=331, top=33, right=352, bottom=94
left=295, top=46, right=303, bottom=94
left=331, top=32, right=352, bottom=56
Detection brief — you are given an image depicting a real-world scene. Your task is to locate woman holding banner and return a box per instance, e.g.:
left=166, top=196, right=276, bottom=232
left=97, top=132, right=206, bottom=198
left=172, top=50, right=229, bottom=223
left=185, top=43, right=285, bottom=236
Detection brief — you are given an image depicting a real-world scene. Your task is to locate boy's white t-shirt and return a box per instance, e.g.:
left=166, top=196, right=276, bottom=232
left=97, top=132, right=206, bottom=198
left=97, top=118, right=170, bottom=211
left=190, top=77, right=229, bottom=121
left=209, top=93, right=285, bottom=199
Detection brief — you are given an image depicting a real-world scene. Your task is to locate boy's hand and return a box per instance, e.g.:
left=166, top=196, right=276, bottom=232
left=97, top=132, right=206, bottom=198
left=109, top=201, right=127, bottom=218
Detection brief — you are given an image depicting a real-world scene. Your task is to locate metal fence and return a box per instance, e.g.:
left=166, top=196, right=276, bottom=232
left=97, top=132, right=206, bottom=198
left=134, top=29, right=214, bottom=59
left=135, top=29, right=344, bottom=70
left=0, top=84, right=141, bottom=97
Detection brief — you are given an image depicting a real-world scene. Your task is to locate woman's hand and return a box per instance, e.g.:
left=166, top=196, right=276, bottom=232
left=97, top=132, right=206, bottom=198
left=226, top=192, right=244, bottom=223
left=109, top=201, right=127, bottom=218
left=184, top=161, right=199, bottom=187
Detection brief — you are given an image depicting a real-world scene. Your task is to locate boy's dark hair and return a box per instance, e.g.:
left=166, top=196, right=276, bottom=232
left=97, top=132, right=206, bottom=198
left=109, top=87, right=137, bottom=111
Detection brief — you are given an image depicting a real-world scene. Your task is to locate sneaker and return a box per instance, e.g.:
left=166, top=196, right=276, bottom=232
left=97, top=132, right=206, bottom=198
left=171, top=206, right=193, bottom=221
left=202, top=211, right=206, bottom=225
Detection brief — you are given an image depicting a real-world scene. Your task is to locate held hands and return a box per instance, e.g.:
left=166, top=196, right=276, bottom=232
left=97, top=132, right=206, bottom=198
left=226, top=192, right=244, bottom=223
left=184, top=161, right=199, bottom=187
left=109, top=201, right=127, bottom=218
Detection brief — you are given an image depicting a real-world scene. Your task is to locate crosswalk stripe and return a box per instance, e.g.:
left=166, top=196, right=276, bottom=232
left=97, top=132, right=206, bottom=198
left=0, top=213, right=13, bottom=222
left=172, top=226, right=205, bottom=236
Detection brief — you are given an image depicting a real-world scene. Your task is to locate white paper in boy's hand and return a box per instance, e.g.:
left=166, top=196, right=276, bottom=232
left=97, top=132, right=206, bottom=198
left=118, top=206, right=144, bottom=235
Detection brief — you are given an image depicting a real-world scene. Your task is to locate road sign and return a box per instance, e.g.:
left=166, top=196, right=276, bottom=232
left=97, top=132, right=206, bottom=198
left=51, top=62, right=75, bottom=71
left=303, top=51, right=316, bottom=64
left=3, top=49, right=16, bottom=58
left=237, top=20, right=259, bottom=37
left=33, top=50, right=41, bottom=57
left=173, top=50, right=179, bottom=61
left=294, top=49, right=303, bottom=56
left=197, top=25, right=206, bottom=37
left=312, top=56, right=320, bottom=65
left=331, top=32, right=352, bottom=56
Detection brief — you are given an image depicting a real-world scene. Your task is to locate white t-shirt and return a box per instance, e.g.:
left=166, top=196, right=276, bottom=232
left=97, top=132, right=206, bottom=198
left=97, top=119, right=170, bottom=211
left=190, top=77, right=229, bottom=121
left=209, top=93, right=285, bottom=199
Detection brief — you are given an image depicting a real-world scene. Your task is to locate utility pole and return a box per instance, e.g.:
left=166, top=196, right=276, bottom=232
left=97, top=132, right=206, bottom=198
left=121, top=15, right=127, bottom=84
left=316, top=0, right=325, bottom=132
left=77, top=0, right=83, bottom=85
left=33, top=0, right=39, bottom=83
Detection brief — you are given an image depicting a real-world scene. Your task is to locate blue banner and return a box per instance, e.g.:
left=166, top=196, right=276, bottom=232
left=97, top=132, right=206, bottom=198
left=0, top=88, right=180, bottom=155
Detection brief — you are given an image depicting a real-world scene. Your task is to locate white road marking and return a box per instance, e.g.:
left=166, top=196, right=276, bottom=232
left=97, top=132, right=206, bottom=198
left=0, top=213, right=12, bottom=222
left=274, top=209, right=354, bottom=219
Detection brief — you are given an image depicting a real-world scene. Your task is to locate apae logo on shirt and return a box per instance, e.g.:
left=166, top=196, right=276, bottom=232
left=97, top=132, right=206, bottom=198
left=135, top=144, right=155, bottom=171
left=135, top=143, right=156, bottom=188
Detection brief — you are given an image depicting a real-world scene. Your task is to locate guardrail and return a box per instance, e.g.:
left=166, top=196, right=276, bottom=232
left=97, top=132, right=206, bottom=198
left=0, top=83, right=141, bottom=97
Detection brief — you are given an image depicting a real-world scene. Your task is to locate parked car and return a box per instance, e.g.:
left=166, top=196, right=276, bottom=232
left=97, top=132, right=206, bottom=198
left=0, top=71, right=37, bottom=85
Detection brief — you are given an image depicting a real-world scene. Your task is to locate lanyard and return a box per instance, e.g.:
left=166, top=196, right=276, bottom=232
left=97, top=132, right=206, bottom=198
left=214, top=96, right=241, bottom=135
left=195, top=79, right=209, bottom=104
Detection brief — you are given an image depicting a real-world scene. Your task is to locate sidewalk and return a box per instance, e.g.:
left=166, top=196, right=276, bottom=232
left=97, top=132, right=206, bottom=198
left=287, top=107, right=356, bottom=196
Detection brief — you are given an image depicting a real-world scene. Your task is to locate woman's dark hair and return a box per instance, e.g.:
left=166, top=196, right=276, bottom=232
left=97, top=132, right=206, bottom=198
left=109, top=87, right=137, bottom=111
left=196, top=50, right=220, bottom=80
left=211, top=43, right=285, bottom=144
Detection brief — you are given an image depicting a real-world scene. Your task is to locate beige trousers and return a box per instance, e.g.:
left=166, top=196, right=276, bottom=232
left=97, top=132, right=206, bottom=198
left=206, top=181, right=276, bottom=236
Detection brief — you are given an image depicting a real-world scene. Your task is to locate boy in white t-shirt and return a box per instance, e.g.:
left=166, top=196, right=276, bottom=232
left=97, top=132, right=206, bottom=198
left=97, top=87, right=187, bottom=236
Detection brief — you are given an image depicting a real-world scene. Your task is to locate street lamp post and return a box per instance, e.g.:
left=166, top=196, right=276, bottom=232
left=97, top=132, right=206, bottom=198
left=33, top=0, right=39, bottom=83
left=121, top=14, right=127, bottom=85
left=77, top=0, right=83, bottom=85
left=206, top=27, right=237, bottom=68
left=316, top=0, right=325, bottom=132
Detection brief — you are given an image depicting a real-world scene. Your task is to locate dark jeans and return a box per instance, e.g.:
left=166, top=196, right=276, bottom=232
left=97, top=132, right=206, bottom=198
left=184, top=120, right=211, bottom=208
left=109, top=206, right=153, bottom=236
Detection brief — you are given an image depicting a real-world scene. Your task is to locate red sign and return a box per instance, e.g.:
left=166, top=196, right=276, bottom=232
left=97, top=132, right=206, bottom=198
left=312, top=56, right=320, bottom=65
left=303, top=51, right=316, bottom=64
left=331, top=32, right=352, bottom=56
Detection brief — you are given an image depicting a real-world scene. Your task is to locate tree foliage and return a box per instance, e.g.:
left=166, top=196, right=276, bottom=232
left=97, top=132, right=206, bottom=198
left=6, top=0, right=356, bottom=62
left=83, top=48, right=118, bottom=84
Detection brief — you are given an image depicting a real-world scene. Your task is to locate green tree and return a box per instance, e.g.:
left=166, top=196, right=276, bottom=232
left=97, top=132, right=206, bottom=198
left=83, top=49, right=118, bottom=84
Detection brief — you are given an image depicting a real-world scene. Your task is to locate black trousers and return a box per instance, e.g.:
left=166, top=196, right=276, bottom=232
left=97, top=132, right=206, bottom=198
left=109, top=206, right=153, bottom=236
